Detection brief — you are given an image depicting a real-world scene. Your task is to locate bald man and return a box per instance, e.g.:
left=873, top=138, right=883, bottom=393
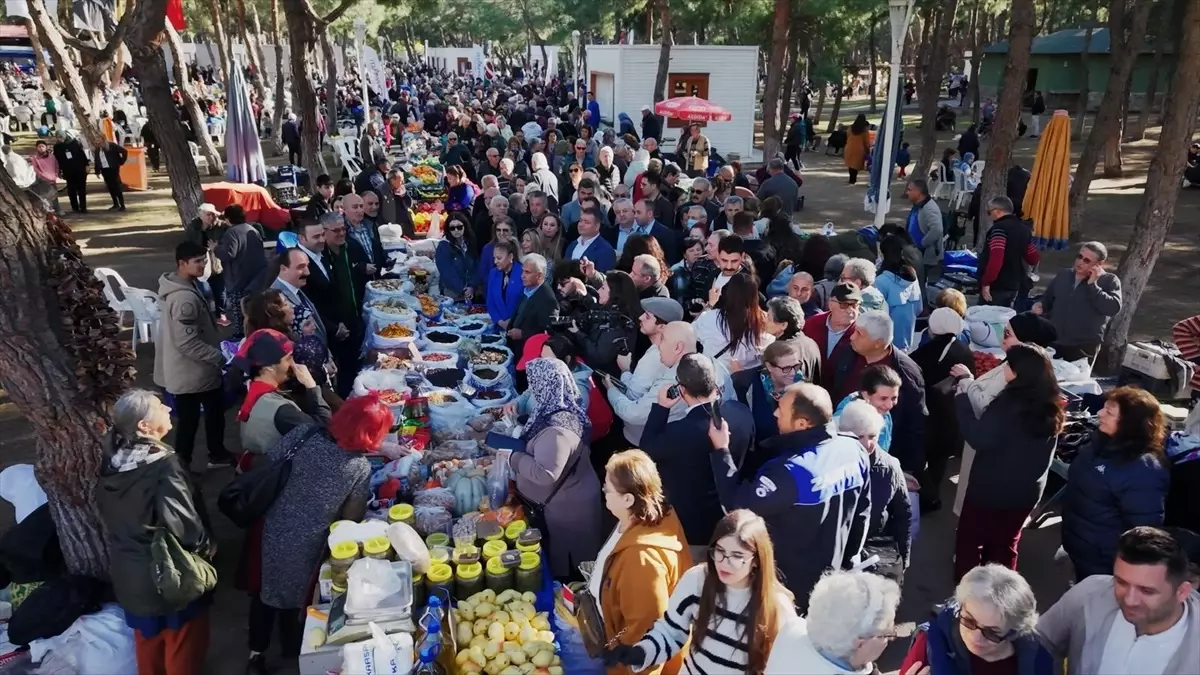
left=608, top=321, right=734, bottom=446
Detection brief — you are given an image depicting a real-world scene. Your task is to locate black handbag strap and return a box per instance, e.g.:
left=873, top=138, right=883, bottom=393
left=531, top=443, right=585, bottom=510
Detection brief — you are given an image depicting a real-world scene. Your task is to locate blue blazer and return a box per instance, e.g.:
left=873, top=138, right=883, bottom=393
left=486, top=262, right=524, bottom=324
left=564, top=236, right=617, bottom=273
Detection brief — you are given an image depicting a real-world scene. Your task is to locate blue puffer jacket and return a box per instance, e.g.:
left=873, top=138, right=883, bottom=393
left=1062, top=433, right=1169, bottom=579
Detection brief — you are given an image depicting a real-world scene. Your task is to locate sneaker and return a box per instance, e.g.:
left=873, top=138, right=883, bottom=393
left=216, top=314, right=232, bottom=327
left=206, top=452, right=238, bottom=469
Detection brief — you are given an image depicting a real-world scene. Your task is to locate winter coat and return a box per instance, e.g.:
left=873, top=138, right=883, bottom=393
left=875, top=269, right=923, bottom=351
left=153, top=272, right=224, bottom=395
left=902, top=603, right=1053, bottom=675
left=955, top=391, right=1056, bottom=510
left=1062, top=434, right=1169, bottom=579
left=96, top=433, right=211, bottom=617
left=597, top=511, right=693, bottom=675
left=509, top=426, right=604, bottom=578
left=843, top=130, right=871, bottom=171
left=435, top=238, right=478, bottom=299
left=910, top=334, right=974, bottom=467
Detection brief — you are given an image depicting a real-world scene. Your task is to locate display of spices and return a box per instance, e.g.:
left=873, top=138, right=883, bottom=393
left=427, top=391, right=459, bottom=405
left=471, top=348, right=508, bottom=365
left=425, top=368, right=465, bottom=389
left=459, top=322, right=484, bottom=332
left=426, top=330, right=459, bottom=344
left=422, top=352, right=454, bottom=363
left=473, top=390, right=505, bottom=402
left=474, top=367, right=500, bottom=381
left=417, top=295, right=441, bottom=315
left=479, top=334, right=504, bottom=346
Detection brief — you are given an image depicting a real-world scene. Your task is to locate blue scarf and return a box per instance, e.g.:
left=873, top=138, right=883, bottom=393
left=521, top=358, right=589, bottom=442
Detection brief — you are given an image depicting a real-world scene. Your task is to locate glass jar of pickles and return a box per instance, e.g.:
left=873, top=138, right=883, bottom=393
left=481, top=539, right=507, bottom=561
left=428, top=545, right=451, bottom=567
left=504, top=520, right=527, bottom=546
left=476, top=520, right=504, bottom=545
left=363, top=536, right=392, bottom=560
left=425, top=563, right=454, bottom=604
left=426, top=532, right=450, bottom=549
left=485, top=555, right=514, bottom=593
left=412, top=571, right=426, bottom=609
left=515, top=552, right=542, bottom=593
left=455, top=561, right=484, bottom=600
left=516, top=528, right=542, bottom=554
left=388, top=503, right=415, bottom=527
left=329, top=541, right=360, bottom=588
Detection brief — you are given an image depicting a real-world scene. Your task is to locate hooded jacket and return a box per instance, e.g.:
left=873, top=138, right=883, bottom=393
left=599, top=510, right=694, bottom=675
left=153, top=272, right=224, bottom=395
left=96, top=432, right=211, bottom=617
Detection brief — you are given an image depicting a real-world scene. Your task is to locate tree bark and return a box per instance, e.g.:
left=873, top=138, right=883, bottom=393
left=777, top=10, right=803, bottom=142
left=23, top=19, right=57, bottom=95
left=321, top=30, right=339, bottom=140
left=1066, top=0, right=1151, bottom=242
left=977, top=0, right=1036, bottom=235
left=1102, top=89, right=1129, bottom=176
left=825, top=79, right=844, bottom=133
left=1101, top=0, right=1200, bottom=368
left=970, top=3, right=986, bottom=124
left=250, top=3, right=271, bottom=88
left=127, top=0, right=206, bottom=226
left=207, top=0, right=232, bottom=83
left=270, top=0, right=288, bottom=153
left=165, top=24, right=224, bottom=175
left=652, top=0, right=673, bottom=106
left=1073, top=23, right=1095, bottom=139
left=916, top=0, right=960, bottom=178
left=1128, top=27, right=1166, bottom=141
left=0, top=181, right=137, bottom=578
left=234, top=0, right=269, bottom=109
left=868, top=14, right=878, bottom=114
left=760, top=0, right=791, bottom=158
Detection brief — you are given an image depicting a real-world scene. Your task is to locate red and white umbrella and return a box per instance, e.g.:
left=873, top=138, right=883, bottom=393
left=653, top=96, right=732, bottom=122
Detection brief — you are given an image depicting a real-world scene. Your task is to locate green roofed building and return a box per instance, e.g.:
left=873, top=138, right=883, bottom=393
left=979, top=27, right=1175, bottom=111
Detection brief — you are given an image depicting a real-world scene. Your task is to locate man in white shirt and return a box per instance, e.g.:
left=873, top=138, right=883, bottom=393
left=565, top=206, right=616, bottom=271
left=616, top=298, right=682, bottom=395
left=1038, top=526, right=1200, bottom=675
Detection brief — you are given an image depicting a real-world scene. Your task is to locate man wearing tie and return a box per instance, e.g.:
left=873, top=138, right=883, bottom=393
left=271, top=248, right=326, bottom=345
left=295, top=221, right=347, bottom=343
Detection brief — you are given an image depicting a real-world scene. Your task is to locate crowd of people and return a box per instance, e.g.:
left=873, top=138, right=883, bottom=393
left=4, top=59, right=1196, bottom=675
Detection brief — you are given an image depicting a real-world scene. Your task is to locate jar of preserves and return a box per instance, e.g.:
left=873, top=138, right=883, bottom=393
left=388, top=503, right=415, bottom=527
left=455, top=561, right=484, bottom=600
left=452, top=545, right=480, bottom=566
left=516, top=528, right=542, bottom=554
left=428, top=545, right=451, bottom=567
left=425, top=563, right=454, bottom=605
left=481, top=539, right=507, bottom=561
left=426, top=532, right=451, bottom=549
left=363, top=536, right=392, bottom=560
left=329, top=541, right=360, bottom=588
left=504, top=520, right=527, bottom=546
left=515, top=552, right=542, bottom=594
left=476, top=520, right=503, bottom=545
left=485, top=556, right=514, bottom=593
left=412, top=571, right=426, bottom=610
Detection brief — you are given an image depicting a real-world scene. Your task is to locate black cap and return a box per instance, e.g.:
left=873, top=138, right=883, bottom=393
left=830, top=282, right=863, bottom=304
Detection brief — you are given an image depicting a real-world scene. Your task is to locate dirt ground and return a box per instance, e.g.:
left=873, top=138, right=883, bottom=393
left=0, top=102, right=1197, bottom=672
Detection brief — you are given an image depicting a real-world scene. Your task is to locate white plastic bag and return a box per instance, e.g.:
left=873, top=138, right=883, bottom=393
left=427, top=391, right=480, bottom=432
left=965, top=305, right=1016, bottom=349
left=341, top=622, right=414, bottom=675
left=346, top=559, right=406, bottom=615
left=352, top=369, right=410, bottom=399
left=0, top=464, right=47, bottom=524
left=29, top=604, right=136, bottom=675
left=420, top=326, right=463, bottom=352
left=469, top=363, right=511, bottom=389
left=415, top=350, right=460, bottom=372
left=487, top=450, right=512, bottom=509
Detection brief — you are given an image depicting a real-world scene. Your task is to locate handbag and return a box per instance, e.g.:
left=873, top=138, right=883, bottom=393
left=520, top=441, right=585, bottom=534
left=150, top=528, right=217, bottom=609
left=218, top=426, right=321, bottom=528
left=573, top=584, right=609, bottom=657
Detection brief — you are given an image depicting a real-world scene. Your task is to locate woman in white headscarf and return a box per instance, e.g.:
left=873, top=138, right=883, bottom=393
left=624, top=148, right=651, bottom=188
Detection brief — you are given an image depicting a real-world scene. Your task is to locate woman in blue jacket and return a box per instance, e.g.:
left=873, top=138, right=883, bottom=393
left=435, top=212, right=478, bottom=302
left=485, top=239, right=523, bottom=326
left=874, top=236, right=923, bottom=351
left=1062, top=386, right=1169, bottom=581
left=444, top=165, right=477, bottom=214
left=475, top=219, right=517, bottom=294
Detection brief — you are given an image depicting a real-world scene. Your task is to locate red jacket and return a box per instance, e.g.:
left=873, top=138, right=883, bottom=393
left=802, top=312, right=859, bottom=392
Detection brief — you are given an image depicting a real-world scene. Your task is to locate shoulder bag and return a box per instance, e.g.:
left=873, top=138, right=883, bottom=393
left=218, top=426, right=321, bottom=528
left=151, top=527, right=217, bottom=610
left=519, top=437, right=585, bottom=536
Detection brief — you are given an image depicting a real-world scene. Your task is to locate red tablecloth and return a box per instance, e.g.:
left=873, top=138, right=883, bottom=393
left=202, top=182, right=291, bottom=232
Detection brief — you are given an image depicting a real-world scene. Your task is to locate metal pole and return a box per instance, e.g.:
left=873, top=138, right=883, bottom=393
left=874, top=0, right=915, bottom=226
left=571, top=30, right=581, bottom=108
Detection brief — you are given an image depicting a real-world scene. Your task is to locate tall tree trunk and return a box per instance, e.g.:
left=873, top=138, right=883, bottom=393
left=321, top=31, right=339, bottom=138
left=234, top=0, right=269, bottom=109
left=814, top=79, right=827, bottom=124
left=977, top=0, right=1036, bottom=235
left=270, top=0, right=288, bottom=153
left=23, top=19, right=57, bottom=95
left=1103, top=89, right=1130, bottom=176
left=652, top=0, right=673, bottom=107
left=825, top=81, right=844, bottom=133
left=1066, top=0, right=1152, bottom=242
left=970, top=4, right=985, bottom=124
left=868, top=15, right=878, bottom=114
left=128, top=0, right=206, bottom=226
left=250, top=3, right=271, bottom=87
left=760, top=0, right=791, bottom=157
left=916, top=0, right=960, bottom=177
left=1101, top=0, right=1200, bottom=368
left=208, top=0, right=232, bottom=83
left=165, top=24, right=224, bottom=175
left=1128, top=28, right=1166, bottom=141
left=1073, top=23, right=1095, bottom=139
left=282, top=0, right=327, bottom=177
left=777, top=10, right=803, bottom=142
left=403, top=20, right=418, bottom=63
left=0, top=185, right=136, bottom=578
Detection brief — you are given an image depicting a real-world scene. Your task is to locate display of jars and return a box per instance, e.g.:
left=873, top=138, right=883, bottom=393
left=482, top=539, right=507, bottom=561
left=388, top=503, right=415, bottom=527
left=455, top=561, right=484, bottom=600
left=485, top=556, right=514, bottom=593
left=363, top=536, right=392, bottom=560
left=425, top=563, right=455, bottom=604
left=516, top=528, right=543, bottom=554
left=329, top=541, right=360, bottom=588
left=515, top=552, right=542, bottom=594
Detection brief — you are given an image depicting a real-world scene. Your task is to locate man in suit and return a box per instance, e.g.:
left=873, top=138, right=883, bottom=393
left=271, top=247, right=327, bottom=345
left=343, top=193, right=387, bottom=272
left=320, top=213, right=367, bottom=396
left=53, top=130, right=89, bottom=213
left=641, top=171, right=677, bottom=231
left=377, top=168, right=416, bottom=237
left=564, top=207, right=617, bottom=272
left=93, top=139, right=128, bottom=211
left=507, top=253, right=557, bottom=352
left=296, top=220, right=349, bottom=346
left=640, top=352, right=754, bottom=556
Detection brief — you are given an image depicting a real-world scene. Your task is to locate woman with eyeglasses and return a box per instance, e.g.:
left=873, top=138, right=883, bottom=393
left=435, top=212, right=478, bottom=302
left=475, top=218, right=516, bottom=294
left=766, top=570, right=900, bottom=674
left=605, top=509, right=794, bottom=675
left=898, top=564, right=1052, bottom=675
left=560, top=161, right=584, bottom=205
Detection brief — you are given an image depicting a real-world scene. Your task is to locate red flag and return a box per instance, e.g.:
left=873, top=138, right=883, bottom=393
left=167, top=0, right=186, bottom=30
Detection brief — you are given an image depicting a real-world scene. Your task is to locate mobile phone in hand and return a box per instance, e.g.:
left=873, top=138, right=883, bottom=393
left=711, top=398, right=723, bottom=429
left=667, top=384, right=680, bottom=399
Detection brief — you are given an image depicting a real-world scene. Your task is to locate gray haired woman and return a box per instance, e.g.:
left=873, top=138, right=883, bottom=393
left=97, top=389, right=214, bottom=675
left=899, top=564, right=1053, bottom=675
left=765, top=570, right=902, bottom=674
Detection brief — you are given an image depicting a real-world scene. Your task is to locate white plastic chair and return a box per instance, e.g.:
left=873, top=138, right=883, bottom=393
left=949, top=168, right=971, bottom=212
left=971, top=160, right=986, bottom=176
left=94, top=267, right=132, bottom=326
left=932, top=163, right=954, bottom=201
left=121, top=286, right=160, bottom=351
left=341, top=155, right=363, bottom=182
left=12, top=105, right=32, bottom=131
left=189, top=141, right=208, bottom=173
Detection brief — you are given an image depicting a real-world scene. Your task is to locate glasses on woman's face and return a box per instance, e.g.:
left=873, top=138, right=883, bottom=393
left=957, top=610, right=1012, bottom=644
left=710, top=546, right=751, bottom=567
left=570, top=168, right=582, bottom=174
left=496, top=228, right=512, bottom=235
left=449, top=224, right=465, bottom=232
left=768, top=362, right=798, bottom=375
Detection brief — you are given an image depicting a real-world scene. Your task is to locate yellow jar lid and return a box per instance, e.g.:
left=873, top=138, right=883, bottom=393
left=426, top=532, right=450, bottom=548
left=486, top=556, right=509, bottom=575
left=429, top=546, right=451, bottom=564
left=505, top=520, right=528, bottom=540
left=363, top=536, right=391, bottom=556
left=516, top=541, right=542, bottom=553
left=518, top=551, right=541, bottom=571
left=456, top=561, right=483, bottom=580
left=482, top=540, right=508, bottom=559
left=331, top=541, right=359, bottom=561
left=329, top=520, right=353, bottom=532
left=413, top=571, right=424, bottom=582
left=389, top=504, right=414, bottom=521
left=426, top=563, right=454, bottom=583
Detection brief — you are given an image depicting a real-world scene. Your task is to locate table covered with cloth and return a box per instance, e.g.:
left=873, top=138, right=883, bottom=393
left=202, top=182, right=291, bottom=231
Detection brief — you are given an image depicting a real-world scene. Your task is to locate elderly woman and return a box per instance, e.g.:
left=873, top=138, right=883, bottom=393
left=766, top=570, right=902, bottom=674
left=98, top=390, right=214, bottom=675
left=624, top=148, right=651, bottom=188
left=900, top=565, right=1052, bottom=675
left=911, top=307, right=975, bottom=511
left=1063, top=386, right=1169, bottom=581
left=595, top=146, right=621, bottom=195
left=839, top=400, right=912, bottom=581
left=508, top=358, right=604, bottom=580
left=250, top=396, right=387, bottom=672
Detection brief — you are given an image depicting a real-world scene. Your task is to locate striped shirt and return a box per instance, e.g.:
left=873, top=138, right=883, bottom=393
left=1172, top=315, right=1200, bottom=390
left=635, top=565, right=796, bottom=674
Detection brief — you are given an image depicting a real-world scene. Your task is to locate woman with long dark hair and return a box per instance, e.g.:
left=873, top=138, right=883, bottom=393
left=763, top=211, right=802, bottom=269
left=844, top=114, right=871, bottom=184
left=951, top=344, right=1062, bottom=580
left=1062, top=386, right=1169, bottom=580
left=875, top=236, right=923, bottom=351
left=603, top=509, right=795, bottom=675
left=537, top=212, right=565, bottom=264
left=569, top=270, right=642, bottom=374
left=444, top=164, right=478, bottom=213
left=617, top=234, right=670, bottom=284
left=695, top=273, right=774, bottom=371
left=435, top=211, right=478, bottom=302
left=475, top=217, right=516, bottom=293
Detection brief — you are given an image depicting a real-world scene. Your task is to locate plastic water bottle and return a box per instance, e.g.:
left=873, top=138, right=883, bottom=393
left=413, top=619, right=446, bottom=674
left=416, top=595, right=444, bottom=645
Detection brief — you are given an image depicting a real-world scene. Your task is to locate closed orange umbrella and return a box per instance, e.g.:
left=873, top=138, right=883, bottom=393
left=1025, top=109, right=1072, bottom=249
